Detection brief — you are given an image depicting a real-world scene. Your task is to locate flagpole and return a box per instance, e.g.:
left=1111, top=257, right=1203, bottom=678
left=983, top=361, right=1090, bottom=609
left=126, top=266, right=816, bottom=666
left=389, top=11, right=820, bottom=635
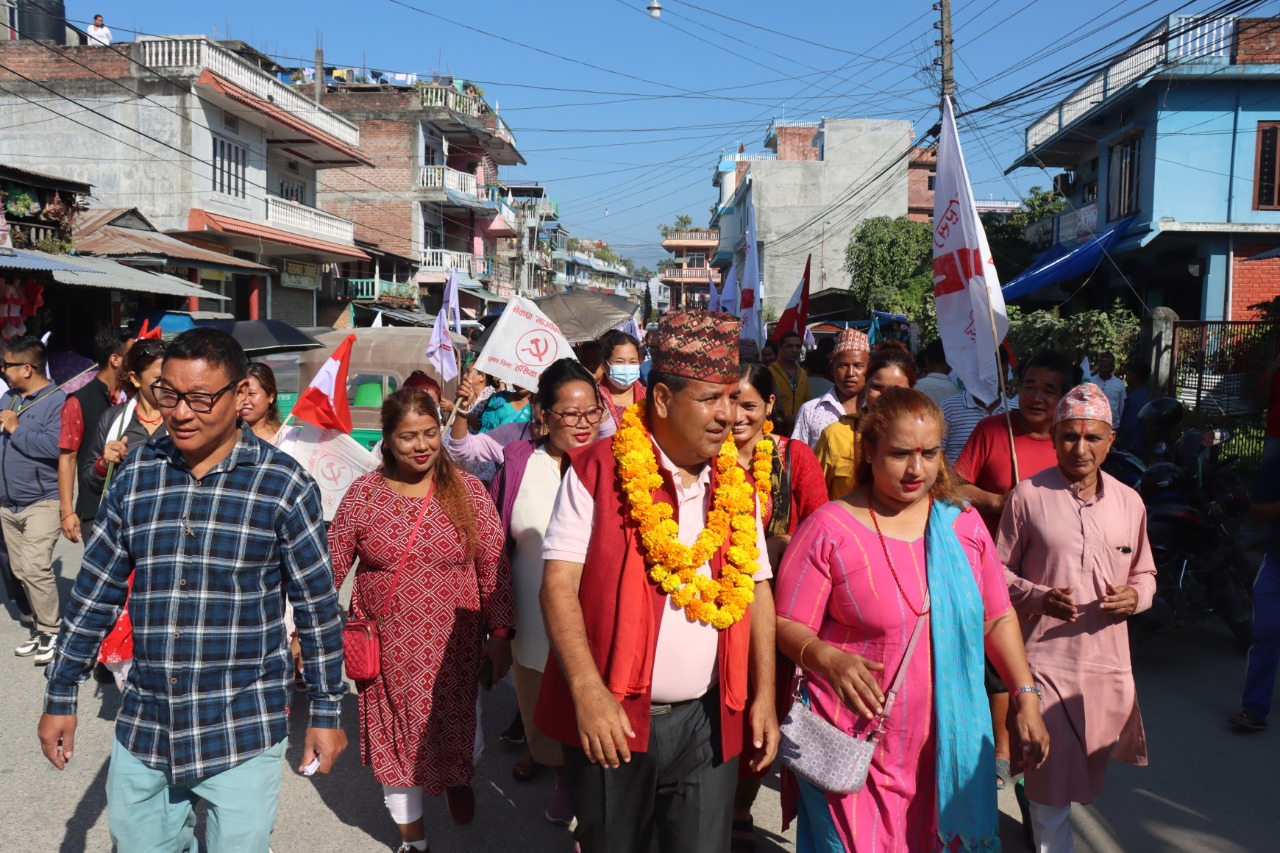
left=980, top=278, right=1020, bottom=484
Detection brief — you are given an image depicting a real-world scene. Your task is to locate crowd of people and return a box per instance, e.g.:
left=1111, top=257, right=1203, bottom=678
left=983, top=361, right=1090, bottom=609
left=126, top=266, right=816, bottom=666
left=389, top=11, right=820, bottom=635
left=2, top=310, right=1271, bottom=853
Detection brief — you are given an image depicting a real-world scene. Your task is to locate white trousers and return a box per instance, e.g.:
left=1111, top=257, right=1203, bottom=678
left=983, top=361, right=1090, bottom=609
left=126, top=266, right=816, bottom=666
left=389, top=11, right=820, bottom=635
left=382, top=785, right=423, bottom=825
left=1028, top=800, right=1075, bottom=853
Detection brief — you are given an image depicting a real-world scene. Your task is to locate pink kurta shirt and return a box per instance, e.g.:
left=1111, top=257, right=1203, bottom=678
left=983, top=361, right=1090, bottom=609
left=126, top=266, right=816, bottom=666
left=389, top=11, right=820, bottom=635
left=997, top=466, right=1157, bottom=807
left=775, top=502, right=1010, bottom=852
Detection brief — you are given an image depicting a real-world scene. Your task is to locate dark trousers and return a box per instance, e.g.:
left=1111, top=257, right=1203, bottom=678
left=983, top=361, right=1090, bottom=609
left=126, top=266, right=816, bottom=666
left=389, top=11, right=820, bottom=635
left=564, top=691, right=738, bottom=853
left=1243, top=553, right=1280, bottom=720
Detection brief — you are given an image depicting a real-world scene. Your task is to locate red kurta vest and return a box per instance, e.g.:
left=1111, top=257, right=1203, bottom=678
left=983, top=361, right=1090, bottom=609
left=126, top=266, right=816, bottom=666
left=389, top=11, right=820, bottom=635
left=535, top=437, right=749, bottom=760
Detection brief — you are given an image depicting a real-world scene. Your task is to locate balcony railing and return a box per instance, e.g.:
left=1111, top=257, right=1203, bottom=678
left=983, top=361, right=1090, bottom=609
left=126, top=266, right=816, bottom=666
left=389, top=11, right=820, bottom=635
left=264, top=195, right=355, bottom=242
left=420, top=248, right=475, bottom=271
left=342, top=278, right=420, bottom=302
left=718, top=152, right=778, bottom=165
left=1025, top=15, right=1237, bottom=152
left=1025, top=202, right=1100, bottom=247
left=137, top=37, right=360, bottom=147
left=662, top=230, right=719, bottom=242
left=661, top=267, right=722, bottom=282
left=487, top=113, right=517, bottom=146
left=418, top=166, right=480, bottom=197
left=418, top=84, right=483, bottom=117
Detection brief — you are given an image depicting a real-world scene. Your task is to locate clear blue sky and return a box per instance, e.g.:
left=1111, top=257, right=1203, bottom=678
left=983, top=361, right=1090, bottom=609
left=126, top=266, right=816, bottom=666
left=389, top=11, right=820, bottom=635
left=76, top=0, right=1247, bottom=268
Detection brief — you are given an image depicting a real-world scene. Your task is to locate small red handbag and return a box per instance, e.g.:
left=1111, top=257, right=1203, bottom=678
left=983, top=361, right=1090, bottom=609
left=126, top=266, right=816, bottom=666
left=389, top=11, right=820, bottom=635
left=342, top=482, right=433, bottom=682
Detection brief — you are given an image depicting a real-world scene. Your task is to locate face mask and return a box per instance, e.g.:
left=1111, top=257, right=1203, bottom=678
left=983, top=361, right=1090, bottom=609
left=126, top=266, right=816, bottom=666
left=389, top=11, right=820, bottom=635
left=608, top=365, right=641, bottom=387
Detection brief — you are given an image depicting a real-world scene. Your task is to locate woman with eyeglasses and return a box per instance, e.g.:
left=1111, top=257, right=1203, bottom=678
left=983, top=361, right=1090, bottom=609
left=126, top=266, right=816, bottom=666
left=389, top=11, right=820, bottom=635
left=79, top=339, right=167, bottom=690
left=488, top=358, right=606, bottom=829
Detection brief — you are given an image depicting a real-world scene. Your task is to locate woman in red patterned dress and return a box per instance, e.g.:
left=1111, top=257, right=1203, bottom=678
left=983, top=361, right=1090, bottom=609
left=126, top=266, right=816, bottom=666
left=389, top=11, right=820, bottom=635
left=330, top=388, right=515, bottom=853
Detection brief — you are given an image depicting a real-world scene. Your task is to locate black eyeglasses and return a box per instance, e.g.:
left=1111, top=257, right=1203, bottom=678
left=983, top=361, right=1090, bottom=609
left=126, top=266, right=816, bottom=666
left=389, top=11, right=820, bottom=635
left=0, top=361, right=34, bottom=371
left=150, top=380, right=236, bottom=413
left=547, top=406, right=606, bottom=426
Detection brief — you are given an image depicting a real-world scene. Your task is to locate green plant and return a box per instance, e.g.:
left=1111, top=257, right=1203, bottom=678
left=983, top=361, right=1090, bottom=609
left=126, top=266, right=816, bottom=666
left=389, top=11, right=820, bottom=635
left=658, top=214, right=695, bottom=237
left=843, top=215, right=933, bottom=316
left=1003, top=299, right=1140, bottom=366
left=33, top=236, right=72, bottom=254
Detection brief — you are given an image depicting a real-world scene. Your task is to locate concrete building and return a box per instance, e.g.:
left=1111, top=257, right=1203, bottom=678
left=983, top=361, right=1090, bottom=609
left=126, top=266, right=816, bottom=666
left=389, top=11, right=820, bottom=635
left=0, top=34, right=373, bottom=325
left=1008, top=14, right=1280, bottom=320
left=316, top=79, right=523, bottom=318
left=710, top=117, right=913, bottom=318
left=659, top=229, right=721, bottom=309
left=501, top=182, right=559, bottom=297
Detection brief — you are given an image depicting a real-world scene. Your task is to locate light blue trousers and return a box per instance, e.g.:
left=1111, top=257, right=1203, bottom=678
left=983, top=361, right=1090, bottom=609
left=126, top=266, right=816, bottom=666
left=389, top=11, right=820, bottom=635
left=106, top=736, right=287, bottom=853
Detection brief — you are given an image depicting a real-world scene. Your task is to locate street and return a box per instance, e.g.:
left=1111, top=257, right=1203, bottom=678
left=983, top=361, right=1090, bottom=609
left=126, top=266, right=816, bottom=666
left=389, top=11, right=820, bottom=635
left=0, top=536, right=1274, bottom=852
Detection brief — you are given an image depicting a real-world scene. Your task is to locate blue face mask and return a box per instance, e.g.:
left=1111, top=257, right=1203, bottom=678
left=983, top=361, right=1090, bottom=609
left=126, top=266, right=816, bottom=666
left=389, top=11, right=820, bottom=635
left=608, top=364, right=641, bottom=388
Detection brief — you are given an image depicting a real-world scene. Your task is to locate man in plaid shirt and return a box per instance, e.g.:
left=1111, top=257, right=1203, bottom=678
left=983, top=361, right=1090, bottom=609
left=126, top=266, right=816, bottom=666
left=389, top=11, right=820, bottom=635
left=38, top=328, right=347, bottom=852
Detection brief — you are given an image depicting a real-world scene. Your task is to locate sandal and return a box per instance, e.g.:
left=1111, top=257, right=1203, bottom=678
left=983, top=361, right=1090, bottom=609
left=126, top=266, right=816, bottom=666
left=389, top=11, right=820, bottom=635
left=512, top=750, right=544, bottom=782
left=995, top=758, right=1011, bottom=791
left=730, top=817, right=757, bottom=853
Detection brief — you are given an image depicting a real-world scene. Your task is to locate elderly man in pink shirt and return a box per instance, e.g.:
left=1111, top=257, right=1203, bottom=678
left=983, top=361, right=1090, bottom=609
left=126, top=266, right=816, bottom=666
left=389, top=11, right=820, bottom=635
left=997, top=383, right=1157, bottom=852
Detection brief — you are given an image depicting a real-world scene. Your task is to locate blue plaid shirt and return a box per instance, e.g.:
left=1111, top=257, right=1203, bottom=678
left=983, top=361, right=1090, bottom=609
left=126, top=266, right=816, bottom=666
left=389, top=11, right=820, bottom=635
left=45, top=427, right=346, bottom=783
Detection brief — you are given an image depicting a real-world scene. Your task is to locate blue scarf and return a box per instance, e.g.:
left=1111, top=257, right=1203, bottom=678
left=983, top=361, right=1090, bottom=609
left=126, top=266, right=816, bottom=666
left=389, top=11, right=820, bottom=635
left=927, top=500, right=999, bottom=851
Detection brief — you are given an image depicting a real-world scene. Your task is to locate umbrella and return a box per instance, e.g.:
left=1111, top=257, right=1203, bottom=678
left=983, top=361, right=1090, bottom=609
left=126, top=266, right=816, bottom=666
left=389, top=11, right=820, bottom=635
left=200, top=319, right=324, bottom=356
left=48, top=351, right=97, bottom=394
left=531, top=291, right=640, bottom=343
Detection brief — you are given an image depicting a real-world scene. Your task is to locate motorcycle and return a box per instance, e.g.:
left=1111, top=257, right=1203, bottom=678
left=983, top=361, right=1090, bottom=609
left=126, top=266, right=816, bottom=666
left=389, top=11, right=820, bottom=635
left=1103, top=398, right=1256, bottom=650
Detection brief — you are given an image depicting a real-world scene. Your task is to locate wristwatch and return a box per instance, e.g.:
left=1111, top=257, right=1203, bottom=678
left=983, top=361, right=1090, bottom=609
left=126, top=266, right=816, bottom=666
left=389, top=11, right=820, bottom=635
left=1014, top=685, right=1043, bottom=703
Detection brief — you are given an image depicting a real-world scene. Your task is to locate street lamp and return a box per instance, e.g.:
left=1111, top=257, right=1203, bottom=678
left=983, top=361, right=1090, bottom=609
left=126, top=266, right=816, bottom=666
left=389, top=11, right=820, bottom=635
left=647, top=0, right=662, bottom=19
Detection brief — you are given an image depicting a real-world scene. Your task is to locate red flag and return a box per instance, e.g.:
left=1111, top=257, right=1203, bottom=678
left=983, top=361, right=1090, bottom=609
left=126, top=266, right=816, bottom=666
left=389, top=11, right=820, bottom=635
left=773, top=255, right=811, bottom=342
left=291, top=334, right=355, bottom=433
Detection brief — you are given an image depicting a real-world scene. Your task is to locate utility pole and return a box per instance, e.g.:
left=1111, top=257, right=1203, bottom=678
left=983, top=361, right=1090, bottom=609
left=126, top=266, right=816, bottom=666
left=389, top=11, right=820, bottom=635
left=314, top=47, right=323, bottom=104
left=935, top=0, right=954, bottom=110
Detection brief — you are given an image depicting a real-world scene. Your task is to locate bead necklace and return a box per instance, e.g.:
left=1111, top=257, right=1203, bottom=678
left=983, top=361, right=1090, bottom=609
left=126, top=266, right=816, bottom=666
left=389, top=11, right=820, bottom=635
left=867, top=496, right=931, bottom=617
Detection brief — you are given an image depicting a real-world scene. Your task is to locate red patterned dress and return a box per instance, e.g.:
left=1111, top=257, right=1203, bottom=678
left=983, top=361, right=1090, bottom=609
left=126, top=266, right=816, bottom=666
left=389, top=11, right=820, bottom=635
left=330, top=471, right=513, bottom=793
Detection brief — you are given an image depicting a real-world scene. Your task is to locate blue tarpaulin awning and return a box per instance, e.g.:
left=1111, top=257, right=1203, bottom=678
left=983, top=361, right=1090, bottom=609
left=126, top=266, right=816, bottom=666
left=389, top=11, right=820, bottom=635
left=1001, top=217, right=1133, bottom=300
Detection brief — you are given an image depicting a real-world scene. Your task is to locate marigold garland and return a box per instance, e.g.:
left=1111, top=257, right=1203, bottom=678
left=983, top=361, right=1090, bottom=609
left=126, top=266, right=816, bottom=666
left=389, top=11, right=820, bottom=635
left=751, top=419, right=774, bottom=507
left=613, top=400, right=758, bottom=629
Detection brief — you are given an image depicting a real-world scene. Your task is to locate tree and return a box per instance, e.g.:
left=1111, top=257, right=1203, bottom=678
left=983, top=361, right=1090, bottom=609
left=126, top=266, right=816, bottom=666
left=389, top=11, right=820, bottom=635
left=843, top=216, right=934, bottom=317
left=657, top=214, right=695, bottom=237
left=634, top=265, right=655, bottom=279
left=985, top=186, right=1067, bottom=283
left=1005, top=299, right=1141, bottom=366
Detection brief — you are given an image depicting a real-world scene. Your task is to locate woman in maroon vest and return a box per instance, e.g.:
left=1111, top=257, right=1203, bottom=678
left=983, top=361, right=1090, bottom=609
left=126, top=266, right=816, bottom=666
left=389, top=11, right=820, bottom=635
left=489, top=358, right=605, bottom=829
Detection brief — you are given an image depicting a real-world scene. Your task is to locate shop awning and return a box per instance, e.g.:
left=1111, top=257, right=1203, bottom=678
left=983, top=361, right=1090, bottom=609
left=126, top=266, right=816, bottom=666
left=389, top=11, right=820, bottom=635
left=458, top=285, right=508, bottom=304
left=444, top=188, right=497, bottom=213
left=187, top=209, right=370, bottom=261
left=1001, top=217, right=1133, bottom=301
left=51, top=255, right=228, bottom=300
left=74, top=210, right=275, bottom=272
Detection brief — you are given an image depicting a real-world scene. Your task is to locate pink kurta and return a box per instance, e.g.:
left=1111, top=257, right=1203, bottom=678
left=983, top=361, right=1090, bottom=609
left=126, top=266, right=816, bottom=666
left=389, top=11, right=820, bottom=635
left=775, top=502, right=1011, bottom=853
left=330, top=472, right=513, bottom=793
left=997, top=466, right=1157, bottom=807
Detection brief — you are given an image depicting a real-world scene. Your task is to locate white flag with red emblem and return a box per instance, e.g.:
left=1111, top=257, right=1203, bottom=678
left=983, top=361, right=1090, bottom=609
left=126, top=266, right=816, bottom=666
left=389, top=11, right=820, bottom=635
left=427, top=268, right=462, bottom=382
left=932, top=97, right=1008, bottom=405
left=739, top=201, right=764, bottom=345
left=291, top=333, right=356, bottom=433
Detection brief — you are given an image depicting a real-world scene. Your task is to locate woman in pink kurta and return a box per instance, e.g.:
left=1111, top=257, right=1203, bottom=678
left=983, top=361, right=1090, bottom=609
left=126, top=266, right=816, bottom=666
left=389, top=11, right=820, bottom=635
left=776, top=503, right=1011, bottom=850
left=329, top=388, right=515, bottom=852
left=775, top=388, right=1048, bottom=853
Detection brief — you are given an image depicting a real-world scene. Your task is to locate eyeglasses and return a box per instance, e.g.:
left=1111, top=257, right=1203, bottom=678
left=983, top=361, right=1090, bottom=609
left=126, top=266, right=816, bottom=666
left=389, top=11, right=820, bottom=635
left=547, top=406, right=606, bottom=426
left=0, top=361, right=33, bottom=371
left=136, top=342, right=167, bottom=358
left=150, top=380, right=236, bottom=413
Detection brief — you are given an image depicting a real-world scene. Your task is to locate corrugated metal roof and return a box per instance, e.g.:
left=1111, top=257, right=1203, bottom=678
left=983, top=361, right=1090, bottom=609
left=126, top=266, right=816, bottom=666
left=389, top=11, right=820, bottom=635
left=0, top=249, right=99, bottom=273
left=188, top=209, right=370, bottom=261
left=50, top=255, right=228, bottom=300
left=75, top=224, right=274, bottom=271
left=0, top=164, right=92, bottom=194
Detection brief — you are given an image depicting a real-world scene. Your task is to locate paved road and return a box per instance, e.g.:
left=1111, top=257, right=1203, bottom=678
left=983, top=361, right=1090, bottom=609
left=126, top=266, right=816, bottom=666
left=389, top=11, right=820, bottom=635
left=0, top=537, right=1273, bottom=852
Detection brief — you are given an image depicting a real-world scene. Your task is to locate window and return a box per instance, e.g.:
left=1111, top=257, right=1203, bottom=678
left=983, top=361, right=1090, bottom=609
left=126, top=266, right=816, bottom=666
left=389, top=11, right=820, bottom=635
left=1082, top=180, right=1099, bottom=203
left=1255, top=122, right=1280, bottom=210
left=927, top=171, right=936, bottom=191
left=212, top=135, right=247, bottom=198
left=223, top=109, right=240, bottom=134
left=685, top=252, right=706, bottom=269
left=1107, top=133, right=1142, bottom=220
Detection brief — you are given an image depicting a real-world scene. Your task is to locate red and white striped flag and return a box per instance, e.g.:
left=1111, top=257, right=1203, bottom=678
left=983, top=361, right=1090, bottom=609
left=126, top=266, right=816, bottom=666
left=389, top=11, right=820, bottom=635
left=291, top=333, right=355, bottom=433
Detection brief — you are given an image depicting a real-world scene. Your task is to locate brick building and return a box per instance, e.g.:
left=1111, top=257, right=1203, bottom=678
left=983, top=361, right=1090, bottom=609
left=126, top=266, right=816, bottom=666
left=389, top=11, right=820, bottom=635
left=0, top=34, right=372, bottom=325
left=317, top=81, right=524, bottom=318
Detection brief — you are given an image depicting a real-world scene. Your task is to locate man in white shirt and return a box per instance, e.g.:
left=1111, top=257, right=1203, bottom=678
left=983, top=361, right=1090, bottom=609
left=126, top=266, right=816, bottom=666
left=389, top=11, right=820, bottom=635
left=1087, top=352, right=1126, bottom=426
left=86, top=14, right=112, bottom=46
left=915, top=339, right=961, bottom=406
left=790, top=327, right=869, bottom=448
left=941, top=389, right=1013, bottom=464
left=538, top=310, right=778, bottom=853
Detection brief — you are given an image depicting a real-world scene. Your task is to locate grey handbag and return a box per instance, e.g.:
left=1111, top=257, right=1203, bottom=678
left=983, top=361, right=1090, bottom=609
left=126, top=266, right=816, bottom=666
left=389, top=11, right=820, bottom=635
left=778, top=592, right=929, bottom=794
